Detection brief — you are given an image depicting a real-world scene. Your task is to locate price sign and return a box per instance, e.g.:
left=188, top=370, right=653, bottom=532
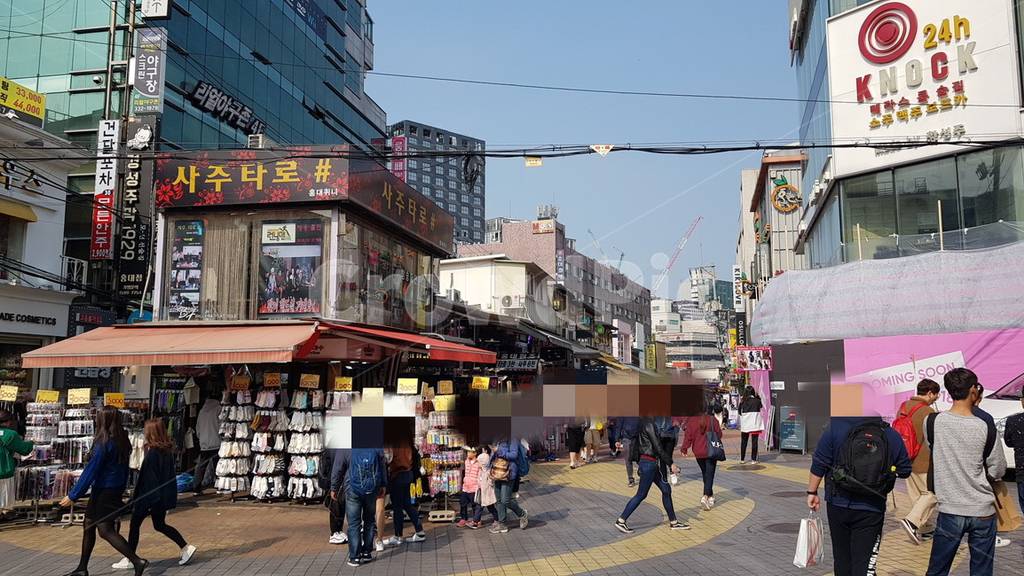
left=471, top=376, right=490, bottom=391
left=433, top=395, right=456, bottom=411
left=103, top=393, right=125, bottom=409
left=438, top=380, right=453, bottom=395
left=334, top=376, right=353, bottom=392
left=396, top=378, right=419, bottom=395
left=263, top=373, right=282, bottom=388
left=0, top=385, right=18, bottom=402
left=229, top=374, right=251, bottom=391
left=67, top=387, right=92, bottom=405
left=35, top=389, right=59, bottom=403
left=423, top=385, right=435, bottom=399
left=299, top=373, right=320, bottom=389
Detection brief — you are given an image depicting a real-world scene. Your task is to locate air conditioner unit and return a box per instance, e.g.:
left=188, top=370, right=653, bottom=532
left=248, top=134, right=265, bottom=149
left=501, top=295, right=513, bottom=308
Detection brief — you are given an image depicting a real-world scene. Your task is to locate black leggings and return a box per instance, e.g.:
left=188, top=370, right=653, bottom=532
left=740, top=432, right=759, bottom=461
left=128, top=505, right=187, bottom=552
left=77, top=520, right=141, bottom=572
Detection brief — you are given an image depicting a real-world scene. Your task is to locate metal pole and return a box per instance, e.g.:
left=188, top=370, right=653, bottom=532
left=937, top=200, right=945, bottom=251
left=856, top=223, right=864, bottom=261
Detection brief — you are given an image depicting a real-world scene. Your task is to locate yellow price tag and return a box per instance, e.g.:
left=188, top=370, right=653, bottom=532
left=334, top=376, right=353, bottom=392
left=396, top=377, right=419, bottom=395
left=471, top=376, right=490, bottom=391
left=103, top=393, right=125, bottom=409
left=0, top=385, right=18, bottom=402
left=35, top=389, right=59, bottom=403
left=299, top=373, right=321, bottom=389
left=229, top=374, right=251, bottom=391
left=263, top=373, right=282, bottom=388
left=67, top=387, right=91, bottom=406
left=423, top=385, right=435, bottom=399
left=438, top=380, right=453, bottom=395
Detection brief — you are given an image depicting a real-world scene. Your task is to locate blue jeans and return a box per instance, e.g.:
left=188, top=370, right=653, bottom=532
left=925, top=512, right=996, bottom=576
left=494, top=480, right=524, bottom=524
left=696, top=458, right=717, bottom=497
left=388, top=470, right=422, bottom=537
left=345, top=492, right=377, bottom=561
left=620, top=459, right=676, bottom=522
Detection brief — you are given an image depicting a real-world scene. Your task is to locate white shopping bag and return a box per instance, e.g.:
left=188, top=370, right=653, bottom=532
left=793, top=511, right=824, bottom=568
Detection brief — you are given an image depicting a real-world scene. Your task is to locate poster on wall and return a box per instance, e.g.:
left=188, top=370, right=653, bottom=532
left=167, top=220, right=204, bottom=320
left=258, top=220, right=323, bottom=316
left=735, top=346, right=773, bottom=372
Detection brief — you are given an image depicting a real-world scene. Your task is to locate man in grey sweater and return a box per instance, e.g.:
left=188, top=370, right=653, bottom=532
left=925, top=368, right=1006, bottom=576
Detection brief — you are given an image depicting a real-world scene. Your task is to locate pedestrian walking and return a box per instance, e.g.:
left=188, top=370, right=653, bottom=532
left=60, top=406, right=149, bottom=576
left=616, top=416, right=640, bottom=487
left=614, top=417, right=688, bottom=533
left=682, top=407, right=724, bottom=511
left=489, top=438, right=528, bottom=534
left=323, top=447, right=348, bottom=545
left=112, top=419, right=196, bottom=570
left=339, top=448, right=386, bottom=567
left=192, top=390, right=220, bottom=497
left=458, top=447, right=481, bottom=528
left=383, top=440, right=426, bottom=546
left=1003, top=394, right=1024, bottom=519
left=585, top=416, right=606, bottom=463
left=607, top=418, right=619, bottom=458
left=807, top=416, right=911, bottom=576
left=566, top=419, right=585, bottom=469
left=473, top=446, right=499, bottom=527
left=897, top=379, right=941, bottom=544
left=971, top=383, right=1013, bottom=548
left=738, top=387, right=764, bottom=464
left=925, top=368, right=1007, bottom=576
left=0, top=409, right=33, bottom=521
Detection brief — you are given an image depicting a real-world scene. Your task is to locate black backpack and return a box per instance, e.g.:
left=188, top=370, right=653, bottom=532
left=830, top=420, right=897, bottom=497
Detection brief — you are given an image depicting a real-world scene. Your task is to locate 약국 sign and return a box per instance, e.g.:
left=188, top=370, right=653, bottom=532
left=826, top=0, right=1021, bottom=177
left=90, top=119, right=120, bottom=260
left=130, top=28, right=167, bottom=115
left=188, top=81, right=265, bottom=136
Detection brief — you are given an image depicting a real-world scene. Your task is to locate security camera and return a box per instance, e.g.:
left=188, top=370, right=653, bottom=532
left=92, top=75, right=103, bottom=85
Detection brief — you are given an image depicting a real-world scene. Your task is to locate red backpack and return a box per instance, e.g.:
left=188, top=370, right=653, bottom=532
left=892, top=401, right=927, bottom=459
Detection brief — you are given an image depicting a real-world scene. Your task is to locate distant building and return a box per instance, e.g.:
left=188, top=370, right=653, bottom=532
left=389, top=120, right=486, bottom=244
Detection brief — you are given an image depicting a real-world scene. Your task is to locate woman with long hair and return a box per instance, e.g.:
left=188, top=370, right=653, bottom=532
left=60, top=406, right=148, bottom=576
left=682, top=405, right=725, bottom=511
left=738, top=386, right=764, bottom=464
left=112, top=419, right=195, bottom=570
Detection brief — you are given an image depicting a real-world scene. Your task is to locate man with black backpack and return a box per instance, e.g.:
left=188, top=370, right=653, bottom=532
left=335, top=447, right=387, bottom=567
left=807, top=417, right=911, bottom=576
left=924, top=368, right=1006, bottom=576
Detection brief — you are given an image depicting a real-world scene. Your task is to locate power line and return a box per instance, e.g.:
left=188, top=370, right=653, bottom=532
left=0, top=27, right=1019, bottom=110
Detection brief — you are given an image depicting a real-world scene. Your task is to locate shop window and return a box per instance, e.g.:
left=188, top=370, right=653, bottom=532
left=957, top=146, right=1024, bottom=229
left=894, top=157, right=961, bottom=250
left=841, top=171, right=897, bottom=261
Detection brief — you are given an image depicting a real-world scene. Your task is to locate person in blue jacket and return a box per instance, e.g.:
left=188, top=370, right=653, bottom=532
left=60, top=406, right=148, bottom=576
left=336, top=448, right=386, bottom=567
left=489, top=438, right=528, bottom=534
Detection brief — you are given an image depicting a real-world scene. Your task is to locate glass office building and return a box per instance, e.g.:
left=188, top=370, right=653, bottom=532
left=0, top=0, right=386, bottom=264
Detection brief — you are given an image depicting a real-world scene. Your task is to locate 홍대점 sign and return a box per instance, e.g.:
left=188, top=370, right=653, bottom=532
left=826, top=0, right=1022, bottom=178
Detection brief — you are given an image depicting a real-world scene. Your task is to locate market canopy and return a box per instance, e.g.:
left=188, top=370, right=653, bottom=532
left=517, top=320, right=601, bottom=360
left=318, top=321, right=497, bottom=364
left=21, top=321, right=319, bottom=368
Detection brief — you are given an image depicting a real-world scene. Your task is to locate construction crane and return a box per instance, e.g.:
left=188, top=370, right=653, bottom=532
left=612, top=246, right=625, bottom=271
left=586, top=228, right=610, bottom=262
left=651, top=216, right=703, bottom=295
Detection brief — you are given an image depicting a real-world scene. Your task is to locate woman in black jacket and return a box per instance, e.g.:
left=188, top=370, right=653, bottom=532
left=614, top=417, right=688, bottom=533
left=738, top=387, right=764, bottom=464
left=112, top=419, right=195, bottom=570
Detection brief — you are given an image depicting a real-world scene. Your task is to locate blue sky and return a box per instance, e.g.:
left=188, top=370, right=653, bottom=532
left=367, top=1, right=798, bottom=299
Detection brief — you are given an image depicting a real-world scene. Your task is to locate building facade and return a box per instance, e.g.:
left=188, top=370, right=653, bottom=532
left=388, top=120, right=486, bottom=244
left=654, top=320, right=724, bottom=381
left=748, top=152, right=808, bottom=292
left=790, top=0, right=1024, bottom=268
left=459, top=211, right=651, bottom=363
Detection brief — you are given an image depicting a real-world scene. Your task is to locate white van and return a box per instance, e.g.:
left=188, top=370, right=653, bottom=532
left=986, top=370, right=1024, bottom=480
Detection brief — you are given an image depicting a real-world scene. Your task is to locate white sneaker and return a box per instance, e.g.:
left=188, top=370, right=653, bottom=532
left=112, top=557, right=132, bottom=570
left=996, top=536, right=1011, bottom=548
left=708, top=496, right=715, bottom=509
left=179, top=544, right=197, bottom=566
left=700, top=496, right=710, bottom=511
left=408, top=532, right=426, bottom=542
left=329, top=532, right=348, bottom=545
left=383, top=536, right=402, bottom=546
left=374, top=539, right=384, bottom=552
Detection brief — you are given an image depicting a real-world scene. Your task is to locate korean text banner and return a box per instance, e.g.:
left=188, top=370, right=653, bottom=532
left=153, top=150, right=455, bottom=253
left=130, top=28, right=167, bottom=115
left=0, top=77, right=44, bottom=127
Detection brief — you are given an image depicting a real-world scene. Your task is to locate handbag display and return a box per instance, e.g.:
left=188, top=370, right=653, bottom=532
left=705, top=416, right=726, bottom=462
left=793, top=511, right=824, bottom=568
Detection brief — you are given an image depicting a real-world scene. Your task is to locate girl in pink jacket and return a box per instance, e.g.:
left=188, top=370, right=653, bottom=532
left=458, top=447, right=482, bottom=527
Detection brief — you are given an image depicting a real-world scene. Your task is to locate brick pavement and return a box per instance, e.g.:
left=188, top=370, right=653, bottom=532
left=1, top=449, right=1020, bottom=575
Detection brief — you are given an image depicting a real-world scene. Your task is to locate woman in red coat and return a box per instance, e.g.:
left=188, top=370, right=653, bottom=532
left=681, top=408, right=723, bottom=511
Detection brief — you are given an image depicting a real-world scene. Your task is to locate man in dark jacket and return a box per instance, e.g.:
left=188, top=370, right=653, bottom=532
left=616, top=416, right=640, bottom=487
left=323, top=448, right=349, bottom=545
left=1004, top=395, right=1024, bottom=521
left=615, top=417, right=688, bottom=533
left=807, top=417, right=912, bottom=576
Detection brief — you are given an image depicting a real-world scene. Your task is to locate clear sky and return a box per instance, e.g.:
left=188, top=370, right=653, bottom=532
left=367, top=1, right=798, bottom=300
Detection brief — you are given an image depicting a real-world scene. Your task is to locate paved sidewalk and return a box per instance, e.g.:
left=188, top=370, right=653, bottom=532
left=1, top=452, right=1020, bottom=575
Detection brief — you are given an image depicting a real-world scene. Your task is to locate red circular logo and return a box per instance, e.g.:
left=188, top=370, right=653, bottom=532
left=858, top=2, right=917, bottom=64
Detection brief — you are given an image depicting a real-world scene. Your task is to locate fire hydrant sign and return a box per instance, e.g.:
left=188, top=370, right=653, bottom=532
left=104, top=393, right=125, bottom=409
left=826, top=0, right=1021, bottom=178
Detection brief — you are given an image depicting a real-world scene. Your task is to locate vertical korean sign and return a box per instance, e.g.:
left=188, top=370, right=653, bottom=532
left=732, top=264, right=743, bottom=311
left=90, top=120, right=120, bottom=260
left=118, top=116, right=157, bottom=299
left=130, top=28, right=166, bottom=115
left=389, top=136, right=408, bottom=182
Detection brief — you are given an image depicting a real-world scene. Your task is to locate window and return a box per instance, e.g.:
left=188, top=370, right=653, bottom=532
left=409, top=125, right=418, bottom=135
left=473, top=197, right=481, bottom=206
left=435, top=166, right=443, bottom=175
left=461, top=217, right=469, bottom=226
left=448, top=168, right=457, bottom=177
left=461, top=194, right=469, bottom=203
left=473, top=208, right=481, bottom=217
left=423, top=129, right=431, bottom=138
left=408, top=160, right=418, bottom=169
left=460, top=206, right=469, bottom=215
left=449, top=192, right=457, bottom=201
left=421, top=186, right=431, bottom=196
left=958, top=146, right=1024, bottom=228
left=842, top=171, right=897, bottom=261
left=408, top=172, right=418, bottom=182
left=448, top=203, right=456, bottom=212
left=894, top=157, right=961, bottom=248
left=423, top=175, right=431, bottom=185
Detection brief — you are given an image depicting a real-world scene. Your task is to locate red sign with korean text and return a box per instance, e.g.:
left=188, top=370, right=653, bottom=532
left=90, top=119, right=120, bottom=260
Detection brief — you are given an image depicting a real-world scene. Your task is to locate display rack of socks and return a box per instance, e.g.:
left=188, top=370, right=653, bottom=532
left=286, top=388, right=324, bottom=502
left=250, top=387, right=288, bottom=501
left=215, top=390, right=254, bottom=495
left=423, top=402, right=463, bottom=521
